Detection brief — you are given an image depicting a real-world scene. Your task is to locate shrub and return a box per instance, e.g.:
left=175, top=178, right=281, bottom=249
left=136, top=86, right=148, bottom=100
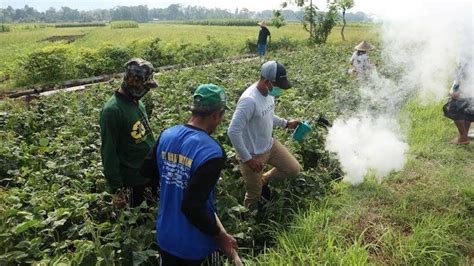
left=110, top=21, right=139, bottom=29
left=0, top=24, right=10, bottom=32
left=243, top=37, right=300, bottom=54
left=14, top=43, right=75, bottom=86
left=142, top=37, right=174, bottom=67
left=74, top=48, right=103, bottom=77
left=179, top=19, right=259, bottom=26
left=95, top=44, right=133, bottom=74
left=55, top=23, right=106, bottom=28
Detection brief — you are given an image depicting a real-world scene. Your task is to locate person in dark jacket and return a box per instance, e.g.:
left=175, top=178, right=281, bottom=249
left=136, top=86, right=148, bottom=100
left=443, top=57, right=473, bottom=145
left=99, top=58, right=158, bottom=208
left=149, top=84, right=242, bottom=265
left=257, top=21, right=271, bottom=57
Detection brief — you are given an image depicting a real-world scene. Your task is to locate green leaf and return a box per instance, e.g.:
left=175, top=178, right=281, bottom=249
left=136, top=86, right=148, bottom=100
left=39, top=138, right=49, bottom=147
left=132, top=251, right=149, bottom=266
left=14, top=220, right=41, bottom=234
left=233, top=232, right=245, bottom=239
left=230, top=205, right=248, bottom=213
left=46, top=161, right=57, bottom=169
left=53, top=218, right=67, bottom=228
left=0, top=251, right=28, bottom=260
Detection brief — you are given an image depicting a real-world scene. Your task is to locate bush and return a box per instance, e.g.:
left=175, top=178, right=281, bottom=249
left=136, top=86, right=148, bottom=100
left=95, top=44, right=133, bottom=74
left=142, top=38, right=174, bottom=67
left=179, top=19, right=259, bottom=26
left=243, top=37, right=300, bottom=54
left=14, top=43, right=75, bottom=86
left=0, top=24, right=10, bottom=32
left=55, top=23, right=106, bottom=28
left=74, top=48, right=103, bottom=77
left=143, top=37, right=226, bottom=67
left=110, top=21, right=139, bottom=29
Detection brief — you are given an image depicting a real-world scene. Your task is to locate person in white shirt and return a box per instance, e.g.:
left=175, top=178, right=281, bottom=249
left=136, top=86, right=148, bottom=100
left=227, top=61, right=301, bottom=209
left=349, top=41, right=375, bottom=76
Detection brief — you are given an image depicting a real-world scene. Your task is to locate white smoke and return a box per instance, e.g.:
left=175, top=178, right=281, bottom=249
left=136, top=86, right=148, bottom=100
left=325, top=1, right=473, bottom=185
left=326, top=115, right=408, bottom=185
left=381, top=1, right=473, bottom=101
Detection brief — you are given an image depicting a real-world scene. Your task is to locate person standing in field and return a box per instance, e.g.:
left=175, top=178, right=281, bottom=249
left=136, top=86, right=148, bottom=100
left=99, top=58, right=158, bottom=209
left=443, top=57, right=473, bottom=145
left=153, top=84, right=242, bottom=265
left=349, top=40, right=375, bottom=76
left=227, top=61, right=301, bottom=210
left=257, top=21, right=271, bottom=57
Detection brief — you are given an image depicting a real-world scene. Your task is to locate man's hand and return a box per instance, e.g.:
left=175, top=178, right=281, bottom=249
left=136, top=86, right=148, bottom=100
left=215, top=231, right=239, bottom=261
left=245, top=158, right=264, bottom=173
left=112, top=189, right=128, bottom=209
left=286, top=120, right=301, bottom=130
left=231, top=250, right=244, bottom=266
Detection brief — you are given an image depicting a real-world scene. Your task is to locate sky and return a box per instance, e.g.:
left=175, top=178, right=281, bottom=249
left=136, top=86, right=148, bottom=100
left=1, top=0, right=473, bottom=20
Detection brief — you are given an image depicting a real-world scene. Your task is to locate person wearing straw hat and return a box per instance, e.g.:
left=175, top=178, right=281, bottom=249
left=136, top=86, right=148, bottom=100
left=257, top=21, right=271, bottom=57
left=349, top=40, right=375, bottom=75
left=227, top=61, right=301, bottom=210
left=151, top=84, right=242, bottom=265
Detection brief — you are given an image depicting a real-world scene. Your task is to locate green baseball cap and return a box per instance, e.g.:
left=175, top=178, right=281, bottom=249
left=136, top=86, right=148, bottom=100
left=193, top=84, right=229, bottom=110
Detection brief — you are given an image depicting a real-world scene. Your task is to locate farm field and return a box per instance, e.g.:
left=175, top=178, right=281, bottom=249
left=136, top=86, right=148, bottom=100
left=1, top=18, right=472, bottom=265
left=0, top=45, right=352, bottom=264
left=0, top=23, right=377, bottom=91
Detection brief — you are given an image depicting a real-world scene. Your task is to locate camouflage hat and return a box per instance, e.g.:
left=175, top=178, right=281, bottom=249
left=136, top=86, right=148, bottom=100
left=124, top=58, right=158, bottom=89
left=193, top=84, right=229, bottom=110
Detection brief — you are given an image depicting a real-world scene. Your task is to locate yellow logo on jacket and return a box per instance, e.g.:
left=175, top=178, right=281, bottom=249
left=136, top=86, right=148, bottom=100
left=131, top=120, right=147, bottom=140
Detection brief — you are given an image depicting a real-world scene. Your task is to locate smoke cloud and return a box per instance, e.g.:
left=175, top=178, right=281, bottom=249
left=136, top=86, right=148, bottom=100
left=325, top=1, right=473, bottom=185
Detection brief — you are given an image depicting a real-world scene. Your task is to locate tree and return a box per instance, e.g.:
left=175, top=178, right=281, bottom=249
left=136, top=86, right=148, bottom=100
left=335, top=0, right=355, bottom=41
left=271, top=3, right=287, bottom=28
left=285, top=0, right=339, bottom=44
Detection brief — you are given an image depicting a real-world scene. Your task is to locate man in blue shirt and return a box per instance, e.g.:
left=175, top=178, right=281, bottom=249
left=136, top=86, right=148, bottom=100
left=154, top=84, right=242, bottom=265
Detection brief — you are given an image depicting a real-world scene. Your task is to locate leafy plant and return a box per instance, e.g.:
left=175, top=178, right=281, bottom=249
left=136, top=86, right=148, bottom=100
left=110, top=20, right=139, bottom=29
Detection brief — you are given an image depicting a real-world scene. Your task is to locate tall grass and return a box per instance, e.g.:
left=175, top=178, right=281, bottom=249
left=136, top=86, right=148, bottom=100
left=55, top=23, right=106, bottom=28
left=0, top=24, right=10, bottom=32
left=254, top=101, right=474, bottom=265
left=179, top=19, right=259, bottom=26
left=110, top=20, right=139, bottom=29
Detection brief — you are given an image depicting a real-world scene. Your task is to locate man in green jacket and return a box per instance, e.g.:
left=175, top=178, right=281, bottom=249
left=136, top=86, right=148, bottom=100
left=100, top=58, right=158, bottom=208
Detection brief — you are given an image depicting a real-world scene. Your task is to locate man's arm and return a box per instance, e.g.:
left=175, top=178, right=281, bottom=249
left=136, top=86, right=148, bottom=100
left=181, top=157, right=242, bottom=264
left=100, top=107, right=123, bottom=192
left=227, top=98, right=255, bottom=163
left=273, top=115, right=288, bottom=128
left=181, top=158, right=225, bottom=235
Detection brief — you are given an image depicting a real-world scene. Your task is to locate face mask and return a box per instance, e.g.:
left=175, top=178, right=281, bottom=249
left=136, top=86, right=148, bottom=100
left=269, top=86, right=283, bottom=97
left=124, top=83, right=149, bottom=100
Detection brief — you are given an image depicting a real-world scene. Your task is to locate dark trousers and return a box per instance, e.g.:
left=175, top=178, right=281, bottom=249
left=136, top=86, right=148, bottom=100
left=158, top=247, right=204, bottom=266
left=128, top=184, right=158, bottom=208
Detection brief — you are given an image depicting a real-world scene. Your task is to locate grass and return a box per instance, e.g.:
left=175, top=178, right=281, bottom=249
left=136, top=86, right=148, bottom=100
left=253, top=101, right=474, bottom=265
left=0, top=23, right=378, bottom=83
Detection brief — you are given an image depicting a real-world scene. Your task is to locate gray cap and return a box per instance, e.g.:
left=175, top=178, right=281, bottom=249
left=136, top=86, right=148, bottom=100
left=260, top=61, right=292, bottom=89
left=124, top=58, right=158, bottom=89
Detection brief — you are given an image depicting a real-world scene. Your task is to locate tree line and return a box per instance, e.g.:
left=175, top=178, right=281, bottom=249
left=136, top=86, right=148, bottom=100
left=0, top=4, right=373, bottom=24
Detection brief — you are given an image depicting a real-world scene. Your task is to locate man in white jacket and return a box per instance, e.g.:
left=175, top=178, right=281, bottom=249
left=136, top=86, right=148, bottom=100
left=227, top=61, right=301, bottom=209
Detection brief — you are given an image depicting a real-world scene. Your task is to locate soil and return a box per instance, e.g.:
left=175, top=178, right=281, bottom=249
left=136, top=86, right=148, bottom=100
left=41, top=34, right=85, bottom=44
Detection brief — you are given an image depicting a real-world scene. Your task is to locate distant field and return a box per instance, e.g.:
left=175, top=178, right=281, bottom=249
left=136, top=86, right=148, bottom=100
left=0, top=23, right=378, bottom=92
left=0, top=23, right=377, bottom=69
